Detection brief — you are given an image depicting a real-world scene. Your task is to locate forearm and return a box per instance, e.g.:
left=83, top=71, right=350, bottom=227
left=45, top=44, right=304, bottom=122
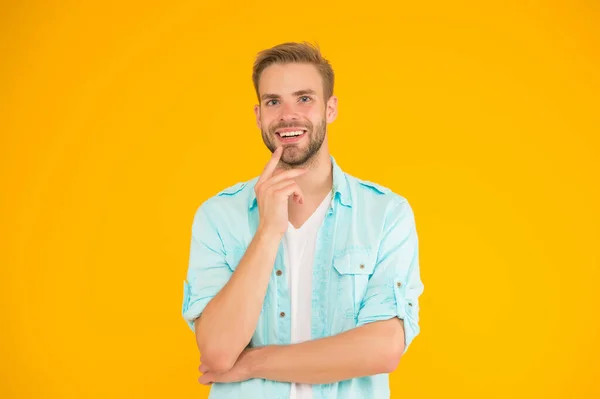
left=250, top=319, right=404, bottom=384
left=196, top=227, right=281, bottom=371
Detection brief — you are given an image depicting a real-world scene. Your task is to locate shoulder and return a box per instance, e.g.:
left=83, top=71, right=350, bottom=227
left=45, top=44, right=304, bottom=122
left=193, top=177, right=258, bottom=222
left=215, top=179, right=254, bottom=197
left=346, top=174, right=417, bottom=236
left=346, top=173, right=408, bottom=207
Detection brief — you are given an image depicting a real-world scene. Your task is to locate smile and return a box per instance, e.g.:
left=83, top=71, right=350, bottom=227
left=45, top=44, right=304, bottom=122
left=276, top=130, right=306, bottom=142
left=277, top=130, right=305, bottom=137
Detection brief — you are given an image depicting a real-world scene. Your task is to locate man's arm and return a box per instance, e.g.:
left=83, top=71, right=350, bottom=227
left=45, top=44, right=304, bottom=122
left=193, top=224, right=281, bottom=373
left=184, top=148, right=308, bottom=373
left=250, top=318, right=405, bottom=384
left=198, top=318, right=404, bottom=385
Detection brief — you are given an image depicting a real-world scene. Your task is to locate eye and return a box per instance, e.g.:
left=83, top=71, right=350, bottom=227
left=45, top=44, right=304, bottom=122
left=299, top=96, right=311, bottom=103
left=266, top=99, right=280, bottom=106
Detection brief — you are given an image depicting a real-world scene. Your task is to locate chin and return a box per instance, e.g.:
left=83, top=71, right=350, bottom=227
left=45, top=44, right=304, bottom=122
left=282, top=152, right=313, bottom=167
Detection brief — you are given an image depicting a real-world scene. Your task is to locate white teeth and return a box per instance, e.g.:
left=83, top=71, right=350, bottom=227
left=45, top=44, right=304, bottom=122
left=278, top=130, right=304, bottom=137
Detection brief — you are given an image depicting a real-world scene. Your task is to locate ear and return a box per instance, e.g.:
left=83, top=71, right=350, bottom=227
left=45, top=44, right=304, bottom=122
left=325, top=95, right=338, bottom=123
left=254, top=104, right=261, bottom=130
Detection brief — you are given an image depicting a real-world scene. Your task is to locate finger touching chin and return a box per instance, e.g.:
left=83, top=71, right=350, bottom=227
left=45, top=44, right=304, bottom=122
left=198, top=363, right=209, bottom=373
left=198, top=373, right=214, bottom=385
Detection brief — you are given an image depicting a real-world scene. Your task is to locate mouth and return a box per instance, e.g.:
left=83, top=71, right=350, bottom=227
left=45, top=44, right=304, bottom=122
left=275, top=128, right=307, bottom=143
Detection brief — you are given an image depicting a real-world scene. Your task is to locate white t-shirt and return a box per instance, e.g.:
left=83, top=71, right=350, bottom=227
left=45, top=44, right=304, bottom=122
left=283, top=193, right=332, bottom=399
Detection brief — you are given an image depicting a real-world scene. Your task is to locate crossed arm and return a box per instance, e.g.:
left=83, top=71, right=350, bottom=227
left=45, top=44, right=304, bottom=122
left=197, top=317, right=405, bottom=385
left=183, top=198, right=422, bottom=386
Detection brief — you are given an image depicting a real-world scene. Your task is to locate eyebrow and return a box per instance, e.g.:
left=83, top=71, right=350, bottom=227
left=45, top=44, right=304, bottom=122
left=261, top=89, right=317, bottom=101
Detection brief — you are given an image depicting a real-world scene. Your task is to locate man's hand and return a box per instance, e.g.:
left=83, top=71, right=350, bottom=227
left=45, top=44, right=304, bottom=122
left=198, top=348, right=260, bottom=386
left=255, top=146, right=307, bottom=237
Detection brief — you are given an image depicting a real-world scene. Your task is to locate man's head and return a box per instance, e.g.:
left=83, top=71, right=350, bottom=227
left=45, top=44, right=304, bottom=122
left=253, top=42, right=338, bottom=168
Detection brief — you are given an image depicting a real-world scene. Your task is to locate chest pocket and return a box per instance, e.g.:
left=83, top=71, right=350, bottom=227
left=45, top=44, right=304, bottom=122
left=332, top=249, right=376, bottom=319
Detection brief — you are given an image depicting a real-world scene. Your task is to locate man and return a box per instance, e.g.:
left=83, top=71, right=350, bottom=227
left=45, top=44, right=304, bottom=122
left=182, top=41, right=424, bottom=399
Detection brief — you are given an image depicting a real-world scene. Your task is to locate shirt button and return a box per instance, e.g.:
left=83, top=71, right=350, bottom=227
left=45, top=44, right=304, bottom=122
left=359, top=264, right=365, bottom=269
left=280, top=312, right=286, bottom=318
left=397, top=282, right=402, bottom=287
left=408, top=303, right=413, bottom=307
left=276, top=270, right=282, bottom=276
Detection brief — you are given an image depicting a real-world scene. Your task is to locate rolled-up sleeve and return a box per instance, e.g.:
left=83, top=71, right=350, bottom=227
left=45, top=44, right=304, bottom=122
left=356, top=198, right=424, bottom=353
left=181, top=202, right=232, bottom=332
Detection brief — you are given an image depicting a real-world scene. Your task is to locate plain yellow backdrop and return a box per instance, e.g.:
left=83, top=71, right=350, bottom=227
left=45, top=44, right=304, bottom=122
left=1, top=1, right=599, bottom=398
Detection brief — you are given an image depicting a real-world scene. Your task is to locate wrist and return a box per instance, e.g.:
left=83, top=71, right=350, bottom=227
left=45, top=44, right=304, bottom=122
left=256, top=224, right=284, bottom=243
left=247, top=346, right=271, bottom=379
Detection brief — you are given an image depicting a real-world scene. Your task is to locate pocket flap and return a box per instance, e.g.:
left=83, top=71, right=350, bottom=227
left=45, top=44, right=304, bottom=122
left=333, top=251, right=375, bottom=275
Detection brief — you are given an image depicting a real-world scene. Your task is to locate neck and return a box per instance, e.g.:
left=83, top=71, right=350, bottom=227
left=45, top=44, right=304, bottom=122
left=286, top=148, right=332, bottom=227
left=295, top=150, right=332, bottom=199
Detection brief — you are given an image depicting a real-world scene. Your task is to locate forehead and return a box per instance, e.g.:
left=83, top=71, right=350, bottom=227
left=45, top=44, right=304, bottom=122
left=258, top=63, right=323, bottom=97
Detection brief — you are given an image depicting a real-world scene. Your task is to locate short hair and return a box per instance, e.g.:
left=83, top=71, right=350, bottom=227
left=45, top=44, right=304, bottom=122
left=252, top=41, right=334, bottom=102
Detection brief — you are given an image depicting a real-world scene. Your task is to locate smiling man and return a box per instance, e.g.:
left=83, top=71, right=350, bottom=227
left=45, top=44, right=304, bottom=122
left=182, top=41, right=424, bottom=399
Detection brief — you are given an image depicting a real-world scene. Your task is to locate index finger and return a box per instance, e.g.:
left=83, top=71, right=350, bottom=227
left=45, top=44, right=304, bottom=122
left=257, top=146, right=282, bottom=184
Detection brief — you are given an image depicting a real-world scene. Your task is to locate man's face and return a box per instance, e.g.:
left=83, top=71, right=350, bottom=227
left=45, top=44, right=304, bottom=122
left=254, top=63, right=337, bottom=168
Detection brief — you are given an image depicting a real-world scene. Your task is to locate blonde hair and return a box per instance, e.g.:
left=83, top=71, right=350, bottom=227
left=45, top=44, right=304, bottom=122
left=252, top=41, right=334, bottom=101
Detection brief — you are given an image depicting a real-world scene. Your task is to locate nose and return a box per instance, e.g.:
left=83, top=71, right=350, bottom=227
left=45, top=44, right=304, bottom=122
left=278, top=101, right=299, bottom=122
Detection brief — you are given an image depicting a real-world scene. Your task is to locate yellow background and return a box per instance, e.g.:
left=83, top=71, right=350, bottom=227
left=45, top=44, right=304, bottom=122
left=1, top=1, right=599, bottom=397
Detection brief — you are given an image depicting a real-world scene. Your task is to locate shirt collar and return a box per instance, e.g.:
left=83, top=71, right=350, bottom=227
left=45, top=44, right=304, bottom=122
left=248, top=154, right=351, bottom=210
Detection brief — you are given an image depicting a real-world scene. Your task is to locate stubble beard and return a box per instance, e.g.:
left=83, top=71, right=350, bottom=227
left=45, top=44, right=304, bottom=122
left=261, top=116, right=327, bottom=168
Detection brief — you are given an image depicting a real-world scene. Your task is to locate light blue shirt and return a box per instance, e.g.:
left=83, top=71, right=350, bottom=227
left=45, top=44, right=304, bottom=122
left=182, top=155, right=424, bottom=399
